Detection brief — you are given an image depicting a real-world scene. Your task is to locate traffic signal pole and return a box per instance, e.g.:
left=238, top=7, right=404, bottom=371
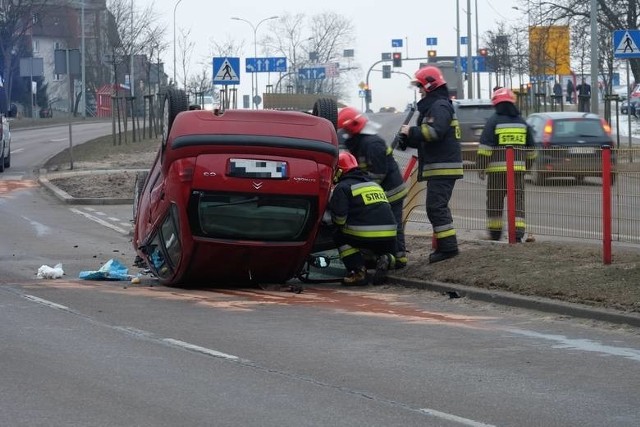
left=365, top=56, right=432, bottom=113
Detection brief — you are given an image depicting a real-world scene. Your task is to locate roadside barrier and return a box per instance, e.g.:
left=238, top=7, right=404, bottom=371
left=399, top=147, right=640, bottom=264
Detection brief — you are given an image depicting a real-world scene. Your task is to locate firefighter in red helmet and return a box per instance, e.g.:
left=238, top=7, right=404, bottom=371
left=337, top=106, right=409, bottom=269
left=398, top=65, right=463, bottom=263
left=329, top=152, right=398, bottom=286
left=476, top=87, right=536, bottom=241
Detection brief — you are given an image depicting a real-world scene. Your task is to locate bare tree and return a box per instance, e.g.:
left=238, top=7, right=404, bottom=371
left=0, top=0, right=49, bottom=112
left=177, top=26, right=194, bottom=90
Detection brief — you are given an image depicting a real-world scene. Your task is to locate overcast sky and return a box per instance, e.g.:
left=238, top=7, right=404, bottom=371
left=139, top=0, right=523, bottom=110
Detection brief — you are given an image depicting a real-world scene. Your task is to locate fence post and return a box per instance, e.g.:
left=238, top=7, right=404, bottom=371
left=505, top=146, right=517, bottom=244
left=602, top=145, right=612, bottom=264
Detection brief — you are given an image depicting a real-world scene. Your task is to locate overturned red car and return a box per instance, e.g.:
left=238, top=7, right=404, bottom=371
left=132, top=89, right=339, bottom=286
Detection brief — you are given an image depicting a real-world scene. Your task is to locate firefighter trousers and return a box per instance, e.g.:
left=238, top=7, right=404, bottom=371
left=486, top=172, right=526, bottom=240
left=426, top=179, right=458, bottom=253
left=391, top=199, right=406, bottom=259
left=333, top=231, right=397, bottom=272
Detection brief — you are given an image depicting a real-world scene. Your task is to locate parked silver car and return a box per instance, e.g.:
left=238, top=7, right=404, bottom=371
left=0, top=115, right=10, bottom=173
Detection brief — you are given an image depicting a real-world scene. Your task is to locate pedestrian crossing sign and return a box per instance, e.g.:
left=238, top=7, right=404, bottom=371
left=613, top=30, right=640, bottom=59
left=213, top=57, right=240, bottom=85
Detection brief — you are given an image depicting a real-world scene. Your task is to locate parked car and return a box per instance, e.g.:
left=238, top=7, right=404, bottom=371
left=451, top=99, right=495, bottom=164
left=378, top=106, right=397, bottom=113
left=0, top=114, right=11, bottom=173
left=611, top=85, right=628, bottom=100
left=620, top=99, right=639, bottom=116
left=525, top=112, right=615, bottom=185
left=132, top=89, right=339, bottom=286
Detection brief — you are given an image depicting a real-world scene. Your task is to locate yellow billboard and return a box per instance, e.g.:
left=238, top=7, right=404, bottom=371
left=529, top=25, right=571, bottom=76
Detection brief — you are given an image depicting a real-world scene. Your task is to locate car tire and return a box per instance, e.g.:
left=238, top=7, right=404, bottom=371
left=312, top=98, right=338, bottom=130
left=133, top=170, right=150, bottom=221
left=161, top=88, right=189, bottom=148
left=4, top=149, right=9, bottom=169
left=0, top=145, right=4, bottom=173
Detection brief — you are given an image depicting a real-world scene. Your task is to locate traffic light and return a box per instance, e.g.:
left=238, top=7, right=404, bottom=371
left=392, top=52, right=402, bottom=67
left=428, top=50, right=437, bottom=58
left=382, top=65, right=391, bottom=79
left=478, top=48, right=488, bottom=57
left=365, top=89, right=372, bottom=103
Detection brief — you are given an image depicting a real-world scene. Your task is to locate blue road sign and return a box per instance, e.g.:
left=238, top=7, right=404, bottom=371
left=381, top=52, right=392, bottom=61
left=391, top=39, right=403, bottom=48
left=213, top=57, right=240, bottom=85
left=298, top=67, right=326, bottom=80
left=245, top=57, right=287, bottom=73
left=426, top=37, right=438, bottom=46
left=460, top=36, right=468, bottom=45
left=459, top=56, right=490, bottom=73
left=613, top=30, right=640, bottom=59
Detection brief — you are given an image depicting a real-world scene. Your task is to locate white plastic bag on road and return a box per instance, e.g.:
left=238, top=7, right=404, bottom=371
left=37, top=263, right=64, bottom=279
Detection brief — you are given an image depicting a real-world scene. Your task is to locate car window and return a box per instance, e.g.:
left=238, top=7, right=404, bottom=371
left=552, top=119, right=606, bottom=139
left=455, top=106, right=494, bottom=122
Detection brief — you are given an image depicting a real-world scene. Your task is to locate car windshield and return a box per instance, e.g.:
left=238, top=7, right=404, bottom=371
left=551, top=119, right=607, bottom=139
left=455, top=106, right=494, bottom=122
left=192, top=192, right=315, bottom=241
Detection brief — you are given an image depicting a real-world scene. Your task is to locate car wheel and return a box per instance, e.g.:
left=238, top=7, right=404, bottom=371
left=133, top=171, right=150, bottom=221
left=161, top=88, right=189, bottom=148
left=0, top=146, right=4, bottom=173
left=312, top=98, right=338, bottom=130
left=4, top=148, right=9, bottom=168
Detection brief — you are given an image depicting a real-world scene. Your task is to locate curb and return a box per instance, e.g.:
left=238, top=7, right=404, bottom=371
left=38, top=169, right=141, bottom=205
left=388, top=275, right=640, bottom=328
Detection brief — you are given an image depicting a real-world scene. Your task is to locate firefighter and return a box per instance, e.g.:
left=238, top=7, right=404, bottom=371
left=476, top=87, right=536, bottom=242
left=398, top=65, right=463, bottom=263
left=329, top=152, right=398, bottom=286
left=337, top=106, right=409, bottom=269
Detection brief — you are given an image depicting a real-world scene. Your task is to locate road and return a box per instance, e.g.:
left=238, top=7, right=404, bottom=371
left=1, top=122, right=639, bottom=426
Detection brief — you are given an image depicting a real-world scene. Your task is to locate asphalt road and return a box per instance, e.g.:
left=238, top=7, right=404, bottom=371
left=1, top=120, right=639, bottom=426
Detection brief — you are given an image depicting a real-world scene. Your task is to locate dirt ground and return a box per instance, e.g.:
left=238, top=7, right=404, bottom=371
left=44, top=134, right=640, bottom=314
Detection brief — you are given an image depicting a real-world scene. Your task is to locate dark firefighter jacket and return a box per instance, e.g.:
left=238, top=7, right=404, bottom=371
left=329, top=169, right=397, bottom=241
left=344, top=133, right=408, bottom=204
left=476, top=103, right=537, bottom=173
left=404, top=85, right=463, bottom=181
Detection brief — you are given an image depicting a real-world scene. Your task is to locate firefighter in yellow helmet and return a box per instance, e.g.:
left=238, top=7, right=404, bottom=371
left=399, top=65, right=463, bottom=263
left=476, top=87, right=536, bottom=241
left=329, top=152, right=397, bottom=286
left=337, top=106, right=408, bottom=269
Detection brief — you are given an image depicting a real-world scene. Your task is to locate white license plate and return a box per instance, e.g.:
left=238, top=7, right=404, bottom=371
left=568, top=147, right=595, bottom=154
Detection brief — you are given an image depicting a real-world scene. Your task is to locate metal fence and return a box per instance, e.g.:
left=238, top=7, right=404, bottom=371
left=397, top=147, right=640, bottom=247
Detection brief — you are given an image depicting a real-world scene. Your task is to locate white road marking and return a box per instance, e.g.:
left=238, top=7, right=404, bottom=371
left=49, top=138, right=67, bottom=142
left=108, top=217, right=120, bottom=221
left=20, top=215, right=51, bottom=237
left=419, top=408, right=497, bottom=427
left=69, top=207, right=129, bottom=234
left=11, top=148, right=24, bottom=154
left=163, top=338, right=240, bottom=360
left=23, top=295, right=69, bottom=311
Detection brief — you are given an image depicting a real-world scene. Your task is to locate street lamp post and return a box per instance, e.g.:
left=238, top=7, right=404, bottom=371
left=173, top=0, right=184, bottom=86
left=231, top=15, right=279, bottom=109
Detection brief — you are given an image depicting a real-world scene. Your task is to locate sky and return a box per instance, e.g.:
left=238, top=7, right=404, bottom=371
left=139, top=0, right=524, bottom=111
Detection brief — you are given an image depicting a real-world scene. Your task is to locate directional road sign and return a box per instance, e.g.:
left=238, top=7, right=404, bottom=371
left=245, top=57, right=287, bottom=73
left=426, top=37, right=438, bottom=46
left=459, top=56, right=490, bottom=73
left=613, top=30, right=640, bottom=59
left=460, top=36, right=468, bottom=45
left=213, top=57, right=240, bottom=85
left=298, top=67, right=326, bottom=80
left=391, top=39, right=403, bottom=48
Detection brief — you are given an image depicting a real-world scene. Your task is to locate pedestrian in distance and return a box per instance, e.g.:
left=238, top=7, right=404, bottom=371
left=576, top=78, right=591, bottom=112
left=566, top=79, right=574, bottom=104
left=328, top=152, right=398, bottom=286
left=398, top=65, right=463, bottom=263
left=475, top=87, right=536, bottom=242
left=337, top=106, right=409, bottom=269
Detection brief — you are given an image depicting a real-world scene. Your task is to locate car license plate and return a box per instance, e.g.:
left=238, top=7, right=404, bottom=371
left=568, top=147, right=595, bottom=154
left=227, top=159, right=288, bottom=179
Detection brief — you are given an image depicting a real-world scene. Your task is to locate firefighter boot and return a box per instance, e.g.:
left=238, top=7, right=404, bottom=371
left=342, top=266, right=368, bottom=287
left=489, top=230, right=502, bottom=241
left=428, top=249, right=459, bottom=264
left=395, top=253, right=408, bottom=270
left=373, top=254, right=395, bottom=285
